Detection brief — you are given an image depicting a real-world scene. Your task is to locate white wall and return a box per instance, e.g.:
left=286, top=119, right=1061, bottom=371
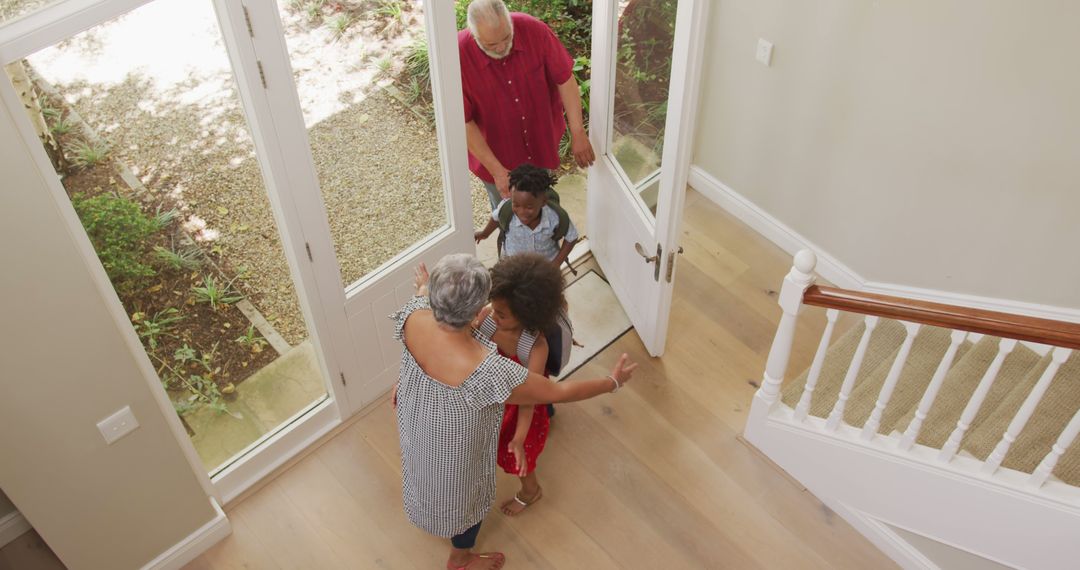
left=692, top=0, right=1080, bottom=309
left=0, top=91, right=215, bottom=568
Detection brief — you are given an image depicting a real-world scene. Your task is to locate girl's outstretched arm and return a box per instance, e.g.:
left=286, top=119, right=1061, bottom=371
left=507, top=354, right=637, bottom=405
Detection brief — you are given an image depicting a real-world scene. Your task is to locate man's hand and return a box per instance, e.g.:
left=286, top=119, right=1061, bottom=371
left=570, top=128, right=595, bottom=168
left=494, top=167, right=511, bottom=199
left=474, top=229, right=490, bottom=244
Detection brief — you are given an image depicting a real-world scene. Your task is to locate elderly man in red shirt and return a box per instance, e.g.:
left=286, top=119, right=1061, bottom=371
left=460, top=0, right=595, bottom=211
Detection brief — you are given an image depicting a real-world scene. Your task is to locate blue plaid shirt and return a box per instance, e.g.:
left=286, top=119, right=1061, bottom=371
left=494, top=199, right=579, bottom=260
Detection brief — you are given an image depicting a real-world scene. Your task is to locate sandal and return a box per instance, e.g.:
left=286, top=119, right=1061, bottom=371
left=500, top=487, right=542, bottom=516
left=447, top=552, right=506, bottom=570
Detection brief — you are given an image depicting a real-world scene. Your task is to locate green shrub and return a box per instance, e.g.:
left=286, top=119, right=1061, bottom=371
left=71, top=192, right=158, bottom=290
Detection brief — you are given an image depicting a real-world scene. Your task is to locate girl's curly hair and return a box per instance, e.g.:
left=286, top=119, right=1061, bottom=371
left=509, top=163, right=557, bottom=198
left=489, top=253, right=566, bottom=332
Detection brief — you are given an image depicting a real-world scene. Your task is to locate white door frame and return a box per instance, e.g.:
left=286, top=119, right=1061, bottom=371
left=587, top=0, right=709, bottom=356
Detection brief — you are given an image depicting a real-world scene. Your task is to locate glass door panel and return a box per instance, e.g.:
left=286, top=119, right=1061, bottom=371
left=276, top=0, right=451, bottom=291
left=611, top=0, right=678, bottom=208
left=10, top=0, right=328, bottom=474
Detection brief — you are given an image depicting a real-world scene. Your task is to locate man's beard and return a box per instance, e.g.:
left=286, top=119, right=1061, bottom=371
left=477, top=35, right=513, bottom=59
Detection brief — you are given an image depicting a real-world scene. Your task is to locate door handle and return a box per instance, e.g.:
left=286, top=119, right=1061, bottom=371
left=634, top=242, right=659, bottom=264
left=635, top=242, right=663, bottom=281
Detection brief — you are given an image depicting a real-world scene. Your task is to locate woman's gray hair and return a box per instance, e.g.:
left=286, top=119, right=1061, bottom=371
left=467, top=0, right=512, bottom=35
left=427, top=253, right=491, bottom=330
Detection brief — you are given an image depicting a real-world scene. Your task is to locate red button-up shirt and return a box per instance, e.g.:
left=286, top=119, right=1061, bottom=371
left=458, top=13, right=574, bottom=183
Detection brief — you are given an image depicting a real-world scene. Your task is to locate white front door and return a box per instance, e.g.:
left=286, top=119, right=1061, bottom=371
left=587, top=0, right=709, bottom=356
left=239, top=0, right=473, bottom=416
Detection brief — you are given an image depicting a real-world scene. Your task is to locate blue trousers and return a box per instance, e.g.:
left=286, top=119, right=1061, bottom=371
left=451, top=521, right=482, bottom=549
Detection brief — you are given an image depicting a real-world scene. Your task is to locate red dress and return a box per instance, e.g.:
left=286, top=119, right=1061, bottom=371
left=496, top=352, right=550, bottom=475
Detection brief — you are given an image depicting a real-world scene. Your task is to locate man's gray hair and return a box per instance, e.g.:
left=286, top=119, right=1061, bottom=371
left=467, top=0, right=512, bottom=35
left=428, top=253, right=491, bottom=330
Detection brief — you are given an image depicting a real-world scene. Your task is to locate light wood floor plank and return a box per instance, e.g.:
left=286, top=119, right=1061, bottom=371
left=273, top=453, right=415, bottom=569
left=228, top=481, right=347, bottom=570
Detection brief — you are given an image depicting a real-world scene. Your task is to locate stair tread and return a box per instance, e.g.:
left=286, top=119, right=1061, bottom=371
left=780, top=318, right=907, bottom=418
left=969, top=352, right=1080, bottom=484
left=902, top=337, right=1040, bottom=448
left=961, top=351, right=1053, bottom=460
left=844, top=325, right=965, bottom=435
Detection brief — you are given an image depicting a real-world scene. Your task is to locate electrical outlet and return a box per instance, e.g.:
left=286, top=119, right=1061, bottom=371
left=756, top=38, right=774, bottom=66
left=97, top=405, right=139, bottom=445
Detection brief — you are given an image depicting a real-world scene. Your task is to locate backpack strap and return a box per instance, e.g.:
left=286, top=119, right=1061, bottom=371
left=548, top=202, right=570, bottom=243
left=496, top=200, right=513, bottom=257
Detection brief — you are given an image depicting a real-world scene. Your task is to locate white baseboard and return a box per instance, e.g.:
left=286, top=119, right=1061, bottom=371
left=831, top=504, right=938, bottom=570
left=687, top=165, right=1080, bottom=325
left=141, top=498, right=230, bottom=570
left=0, top=510, right=31, bottom=548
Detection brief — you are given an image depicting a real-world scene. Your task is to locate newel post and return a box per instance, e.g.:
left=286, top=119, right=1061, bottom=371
left=756, top=249, right=817, bottom=409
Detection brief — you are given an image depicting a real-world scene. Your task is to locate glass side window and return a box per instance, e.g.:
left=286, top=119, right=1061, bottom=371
left=610, top=0, right=678, bottom=211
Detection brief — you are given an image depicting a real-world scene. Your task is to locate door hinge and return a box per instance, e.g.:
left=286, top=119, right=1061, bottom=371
left=256, top=61, right=267, bottom=88
left=665, top=246, right=684, bottom=283
left=305, top=242, right=313, bottom=262
left=242, top=5, right=255, bottom=38
left=339, top=372, right=347, bottom=387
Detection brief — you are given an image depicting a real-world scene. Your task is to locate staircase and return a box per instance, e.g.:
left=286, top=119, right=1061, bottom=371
left=744, top=251, right=1080, bottom=570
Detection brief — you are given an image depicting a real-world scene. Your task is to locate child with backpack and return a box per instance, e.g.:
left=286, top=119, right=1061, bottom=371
left=474, top=164, right=580, bottom=269
left=475, top=164, right=579, bottom=408
left=475, top=253, right=566, bottom=516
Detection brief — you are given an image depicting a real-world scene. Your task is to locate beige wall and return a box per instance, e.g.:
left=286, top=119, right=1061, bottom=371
left=0, top=96, right=214, bottom=568
left=693, top=0, right=1080, bottom=309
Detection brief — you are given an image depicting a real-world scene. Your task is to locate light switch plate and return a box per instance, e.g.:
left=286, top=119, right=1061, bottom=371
left=756, top=38, right=774, bottom=66
left=97, top=405, right=139, bottom=445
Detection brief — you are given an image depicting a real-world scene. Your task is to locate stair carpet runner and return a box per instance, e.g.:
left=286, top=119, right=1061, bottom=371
left=780, top=318, right=1080, bottom=486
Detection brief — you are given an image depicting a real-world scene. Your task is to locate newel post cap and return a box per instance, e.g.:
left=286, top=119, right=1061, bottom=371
left=793, top=249, right=817, bottom=275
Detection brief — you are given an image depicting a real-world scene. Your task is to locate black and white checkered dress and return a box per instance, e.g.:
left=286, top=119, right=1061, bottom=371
left=391, top=295, right=528, bottom=537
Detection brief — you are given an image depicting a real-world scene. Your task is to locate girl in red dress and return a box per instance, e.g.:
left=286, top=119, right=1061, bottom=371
left=477, top=253, right=566, bottom=516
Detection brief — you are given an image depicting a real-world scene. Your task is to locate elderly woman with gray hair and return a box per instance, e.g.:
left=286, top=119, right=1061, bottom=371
left=391, top=253, right=636, bottom=570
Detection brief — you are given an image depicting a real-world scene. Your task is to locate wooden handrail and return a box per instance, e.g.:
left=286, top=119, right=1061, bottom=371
left=803, top=285, right=1080, bottom=350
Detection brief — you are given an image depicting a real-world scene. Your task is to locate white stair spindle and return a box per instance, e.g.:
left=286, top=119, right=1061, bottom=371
left=899, top=330, right=967, bottom=450
left=825, top=315, right=879, bottom=431
left=939, top=338, right=1018, bottom=462
left=755, top=250, right=817, bottom=408
left=794, top=309, right=840, bottom=422
left=861, top=322, right=921, bottom=440
left=1028, top=405, right=1080, bottom=488
left=982, top=347, right=1071, bottom=475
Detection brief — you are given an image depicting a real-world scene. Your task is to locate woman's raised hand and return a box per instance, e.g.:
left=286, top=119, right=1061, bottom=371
left=610, top=353, right=638, bottom=388
left=414, top=263, right=430, bottom=296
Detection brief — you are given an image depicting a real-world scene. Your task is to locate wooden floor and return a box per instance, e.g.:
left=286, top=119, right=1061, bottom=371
left=186, top=190, right=895, bottom=569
